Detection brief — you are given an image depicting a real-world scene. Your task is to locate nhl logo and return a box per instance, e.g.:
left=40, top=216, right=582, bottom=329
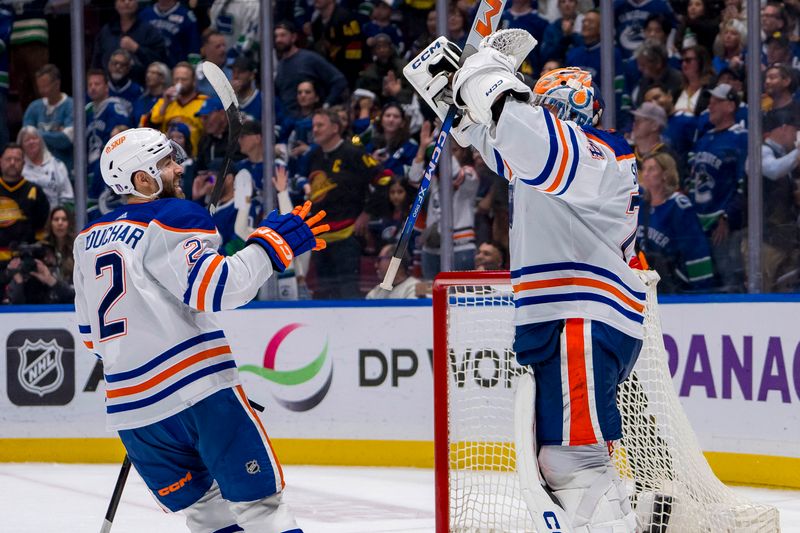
left=17, top=338, right=64, bottom=397
left=245, top=460, right=261, bottom=474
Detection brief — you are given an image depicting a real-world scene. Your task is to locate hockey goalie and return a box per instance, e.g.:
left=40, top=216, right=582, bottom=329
left=408, top=30, right=644, bottom=532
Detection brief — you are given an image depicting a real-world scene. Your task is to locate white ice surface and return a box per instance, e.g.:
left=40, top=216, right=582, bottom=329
left=1, top=463, right=798, bottom=532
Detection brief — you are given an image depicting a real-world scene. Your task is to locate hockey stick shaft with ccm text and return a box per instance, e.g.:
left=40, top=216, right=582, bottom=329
left=379, top=0, right=507, bottom=290
left=202, top=61, right=244, bottom=215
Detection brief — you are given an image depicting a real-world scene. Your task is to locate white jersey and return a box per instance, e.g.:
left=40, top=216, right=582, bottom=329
left=465, top=100, right=646, bottom=339
left=73, top=198, right=274, bottom=430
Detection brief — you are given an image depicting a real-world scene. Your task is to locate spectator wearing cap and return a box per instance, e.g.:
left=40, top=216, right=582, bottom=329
left=274, top=21, right=348, bottom=116
left=107, top=49, right=145, bottom=116
left=763, top=32, right=800, bottom=71
left=763, top=63, right=800, bottom=116
left=356, top=33, right=414, bottom=106
left=149, top=61, right=207, bottom=156
left=540, top=0, right=583, bottom=65
left=195, top=29, right=230, bottom=98
left=630, top=102, right=676, bottom=166
left=642, top=84, right=698, bottom=176
left=632, top=42, right=682, bottom=107
left=91, top=0, right=168, bottom=85
left=231, top=55, right=262, bottom=122
left=613, top=0, right=675, bottom=58
left=712, top=19, right=746, bottom=74
left=22, top=64, right=74, bottom=171
left=310, top=0, right=367, bottom=85
left=195, top=95, right=238, bottom=172
left=687, top=82, right=748, bottom=292
left=695, top=66, right=748, bottom=136
left=636, top=152, right=713, bottom=293
left=133, top=61, right=170, bottom=127
left=364, top=0, right=404, bottom=54
left=757, top=109, right=800, bottom=291
left=139, top=0, right=201, bottom=67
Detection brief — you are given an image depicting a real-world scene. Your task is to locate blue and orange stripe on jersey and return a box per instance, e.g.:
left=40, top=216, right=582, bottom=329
left=183, top=254, right=229, bottom=312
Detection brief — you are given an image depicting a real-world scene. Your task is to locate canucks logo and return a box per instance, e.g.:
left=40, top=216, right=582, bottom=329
left=239, top=323, right=333, bottom=412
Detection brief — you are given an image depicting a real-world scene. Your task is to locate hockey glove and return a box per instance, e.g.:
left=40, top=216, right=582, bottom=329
left=247, top=201, right=330, bottom=272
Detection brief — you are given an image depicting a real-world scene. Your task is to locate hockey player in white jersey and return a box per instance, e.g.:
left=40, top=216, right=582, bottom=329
left=73, top=128, right=329, bottom=532
left=407, top=31, right=644, bottom=532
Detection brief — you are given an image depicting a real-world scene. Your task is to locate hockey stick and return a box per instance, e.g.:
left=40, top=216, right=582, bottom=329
left=202, top=61, right=244, bottom=215
left=99, top=400, right=265, bottom=532
left=379, top=0, right=507, bottom=290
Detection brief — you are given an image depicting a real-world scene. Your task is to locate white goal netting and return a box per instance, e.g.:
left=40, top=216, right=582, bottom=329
left=435, top=271, right=779, bottom=533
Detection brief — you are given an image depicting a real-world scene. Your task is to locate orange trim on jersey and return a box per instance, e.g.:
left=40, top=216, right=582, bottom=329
left=566, top=319, right=596, bottom=444
left=453, top=230, right=476, bottom=240
left=105, top=345, right=232, bottom=398
left=512, top=277, right=644, bottom=313
left=78, top=219, right=150, bottom=236
left=83, top=341, right=94, bottom=350
left=503, top=159, right=514, bottom=179
left=544, top=120, right=570, bottom=193
left=584, top=133, right=634, bottom=161
left=234, top=385, right=286, bottom=489
left=151, top=219, right=217, bottom=235
left=196, top=255, right=224, bottom=311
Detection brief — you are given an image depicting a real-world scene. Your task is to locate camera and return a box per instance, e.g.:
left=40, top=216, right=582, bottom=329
left=15, top=242, right=47, bottom=277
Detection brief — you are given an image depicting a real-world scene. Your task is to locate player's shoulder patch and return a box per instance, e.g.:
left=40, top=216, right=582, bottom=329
left=580, top=125, right=633, bottom=159
left=152, top=198, right=216, bottom=233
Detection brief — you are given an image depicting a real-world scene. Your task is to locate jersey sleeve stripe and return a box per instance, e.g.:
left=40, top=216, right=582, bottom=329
left=196, top=255, right=224, bottom=312
left=212, top=262, right=229, bottom=312
left=543, top=118, right=571, bottom=193
left=78, top=324, right=92, bottom=334
left=493, top=149, right=505, bottom=178
left=106, top=360, right=237, bottom=413
left=106, top=345, right=232, bottom=398
left=512, top=276, right=645, bottom=313
left=511, top=262, right=646, bottom=300
left=83, top=340, right=94, bottom=350
left=184, top=253, right=214, bottom=305
left=105, top=330, right=226, bottom=382
left=152, top=219, right=218, bottom=235
left=555, top=126, right=580, bottom=196
left=526, top=109, right=559, bottom=186
left=515, top=292, right=644, bottom=324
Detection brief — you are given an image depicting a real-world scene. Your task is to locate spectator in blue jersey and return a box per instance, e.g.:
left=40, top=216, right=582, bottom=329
left=107, top=49, right=145, bottom=116
left=758, top=109, right=800, bottom=291
left=274, top=21, right=348, bottom=116
left=365, top=0, right=404, bottom=54
left=0, top=6, right=11, bottom=149
left=763, top=63, right=800, bottom=117
left=356, top=33, right=414, bottom=106
left=23, top=64, right=74, bottom=171
left=712, top=18, right=745, bottom=74
left=140, top=0, right=201, bottom=67
left=195, top=29, right=230, bottom=97
left=632, top=42, right=682, bottom=107
left=614, top=0, right=675, bottom=58
left=764, top=32, right=800, bottom=72
left=642, top=84, right=698, bottom=176
left=133, top=61, right=170, bottom=127
left=637, top=152, right=713, bottom=293
left=284, top=81, right=321, bottom=179
left=675, top=45, right=713, bottom=116
left=687, top=83, right=748, bottom=292
left=230, top=55, right=262, bottom=122
left=500, top=0, right=548, bottom=74
left=540, top=0, right=583, bottom=64
left=92, top=0, right=169, bottom=85
left=86, top=69, right=132, bottom=218
left=365, top=103, right=418, bottom=178
left=695, top=65, right=748, bottom=136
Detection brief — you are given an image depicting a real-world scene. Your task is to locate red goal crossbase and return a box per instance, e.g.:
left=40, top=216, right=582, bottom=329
left=431, top=270, right=779, bottom=533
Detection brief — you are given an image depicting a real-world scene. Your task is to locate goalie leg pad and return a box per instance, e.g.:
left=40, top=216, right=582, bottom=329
left=538, top=444, right=638, bottom=533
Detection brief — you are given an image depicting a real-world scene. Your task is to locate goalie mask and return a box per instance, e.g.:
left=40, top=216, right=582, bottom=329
left=100, top=128, right=187, bottom=199
left=532, top=68, right=598, bottom=126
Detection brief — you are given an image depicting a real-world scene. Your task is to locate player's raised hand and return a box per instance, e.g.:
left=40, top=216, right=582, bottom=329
left=247, top=201, right=330, bottom=271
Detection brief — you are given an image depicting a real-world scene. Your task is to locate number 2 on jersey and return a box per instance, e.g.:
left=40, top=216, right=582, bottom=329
left=95, top=251, right=127, bottom=341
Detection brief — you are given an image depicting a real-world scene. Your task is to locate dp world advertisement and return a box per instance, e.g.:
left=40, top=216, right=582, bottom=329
left=0, top=299, right=798, bottom=485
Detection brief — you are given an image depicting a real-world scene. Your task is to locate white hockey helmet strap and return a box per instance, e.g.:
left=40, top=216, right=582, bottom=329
left=100, top=128, right=186, bottom=199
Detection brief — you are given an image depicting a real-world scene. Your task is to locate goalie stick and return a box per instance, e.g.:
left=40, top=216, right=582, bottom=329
left=379, top=0, right=507, bottom=290
left=201, top=61, right=244, bottom=215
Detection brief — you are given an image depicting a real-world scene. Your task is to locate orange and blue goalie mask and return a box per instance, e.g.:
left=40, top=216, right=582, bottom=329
left=532, top=67, right=596, bottom=126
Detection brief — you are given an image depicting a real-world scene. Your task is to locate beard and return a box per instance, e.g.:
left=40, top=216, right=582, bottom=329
left=158, top=174, right=185, bottom=199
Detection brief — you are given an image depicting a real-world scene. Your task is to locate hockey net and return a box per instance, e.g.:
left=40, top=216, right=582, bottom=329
left=432, top=270, right=780, bottom=532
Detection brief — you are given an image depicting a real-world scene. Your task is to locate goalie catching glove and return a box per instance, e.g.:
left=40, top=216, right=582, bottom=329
left=247, top=201, right=330, bottom=272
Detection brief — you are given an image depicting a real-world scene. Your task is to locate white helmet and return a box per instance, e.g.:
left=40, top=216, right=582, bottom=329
left=100, top=128, right=186, bottom=199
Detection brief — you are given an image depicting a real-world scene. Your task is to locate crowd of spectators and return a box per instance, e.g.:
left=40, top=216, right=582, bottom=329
left=2, top=0, right=800, bottom=303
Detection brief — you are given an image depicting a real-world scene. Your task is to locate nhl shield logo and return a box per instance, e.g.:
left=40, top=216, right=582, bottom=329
left=17, top=338, right=65, bottom=396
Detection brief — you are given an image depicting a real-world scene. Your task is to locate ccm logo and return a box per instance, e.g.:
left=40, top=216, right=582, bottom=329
left=411, top=40, right=442, bottom=69
left=543, top=511, right=562, bottom=531
left=158, top=471, right=192, bottom=496
left=105, top=136, right=126, bottom=153
left=485, top=79, right=503, bottom=96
